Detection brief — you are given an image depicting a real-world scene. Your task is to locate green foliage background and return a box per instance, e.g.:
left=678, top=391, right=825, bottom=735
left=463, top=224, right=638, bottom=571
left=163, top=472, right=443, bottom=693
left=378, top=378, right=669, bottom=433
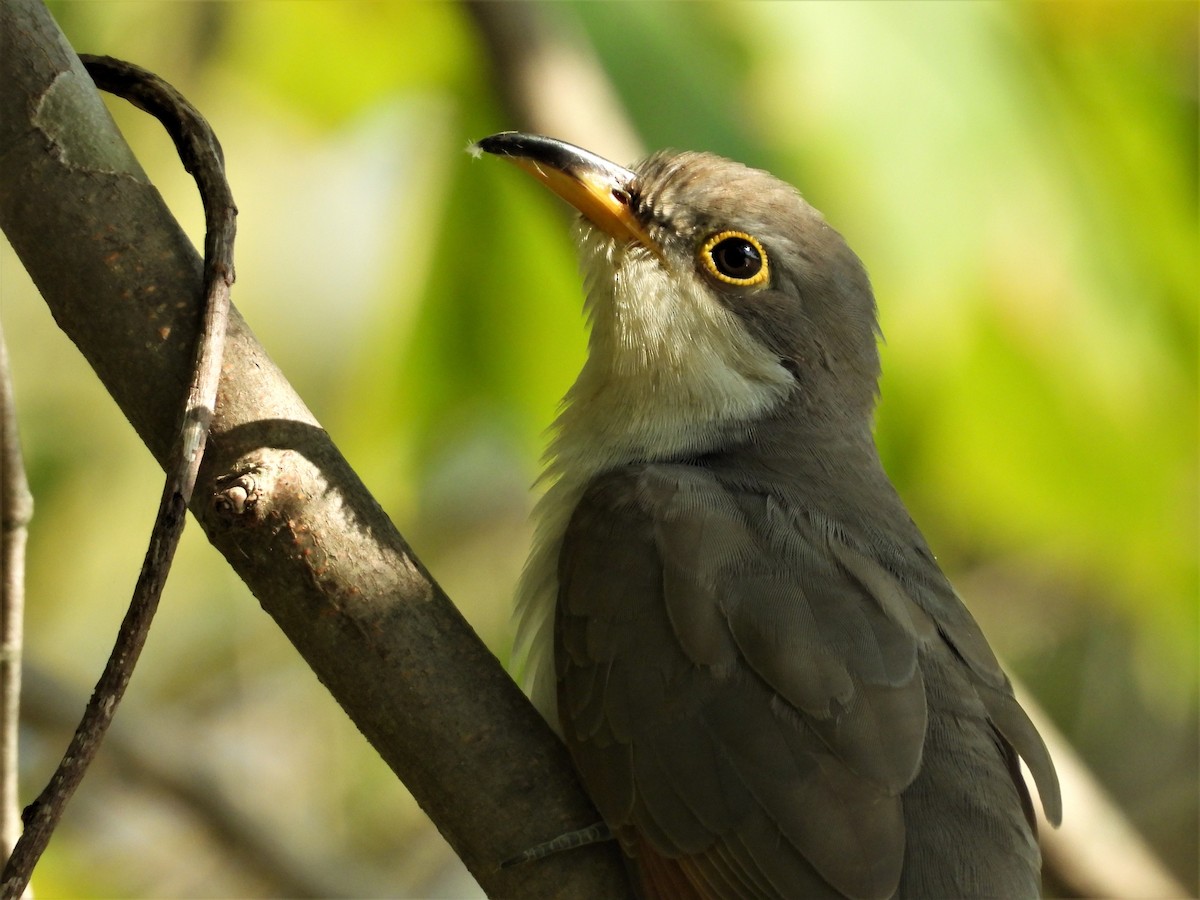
left=3, top=2, right=1196, bottom=896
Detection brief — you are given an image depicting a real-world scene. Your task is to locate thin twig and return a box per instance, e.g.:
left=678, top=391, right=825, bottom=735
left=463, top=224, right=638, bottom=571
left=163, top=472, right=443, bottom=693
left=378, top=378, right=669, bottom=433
left=0, top=55, right=235, bottom=898
left=0, top=8, right=632, bottom=894
left=0, top=322, right=33, bottom=863
left=19, top=665, right=383, bottom=899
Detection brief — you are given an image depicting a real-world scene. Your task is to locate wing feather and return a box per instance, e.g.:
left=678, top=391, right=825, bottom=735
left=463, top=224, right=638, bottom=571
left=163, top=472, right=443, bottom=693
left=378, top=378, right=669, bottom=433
left=557, top=465, right=930, bottom=898
left=555, top=463, right=1055, bottom=898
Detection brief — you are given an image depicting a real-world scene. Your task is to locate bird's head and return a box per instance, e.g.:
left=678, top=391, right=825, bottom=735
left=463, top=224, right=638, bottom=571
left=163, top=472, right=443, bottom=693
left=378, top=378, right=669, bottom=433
left=476, top=132, right=882, bottom=472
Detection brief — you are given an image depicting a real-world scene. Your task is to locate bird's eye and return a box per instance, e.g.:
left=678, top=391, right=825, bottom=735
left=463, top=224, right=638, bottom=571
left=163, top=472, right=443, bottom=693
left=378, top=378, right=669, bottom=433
left=700, top=231, right=769, bottom=286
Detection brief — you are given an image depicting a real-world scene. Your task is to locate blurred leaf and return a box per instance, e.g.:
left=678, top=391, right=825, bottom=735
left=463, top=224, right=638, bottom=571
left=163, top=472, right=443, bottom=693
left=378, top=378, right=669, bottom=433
left=220, top=1, right=473, bottom=126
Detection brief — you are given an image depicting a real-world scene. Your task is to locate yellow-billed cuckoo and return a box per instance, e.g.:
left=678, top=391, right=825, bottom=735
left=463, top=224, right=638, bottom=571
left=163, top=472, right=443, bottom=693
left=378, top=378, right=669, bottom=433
left=476, top=132, right=1062, bottom=899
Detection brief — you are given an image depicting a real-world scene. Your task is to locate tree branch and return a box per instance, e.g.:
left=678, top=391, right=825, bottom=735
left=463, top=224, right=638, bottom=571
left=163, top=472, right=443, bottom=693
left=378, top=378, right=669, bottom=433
left=1018, top=685, right=1188, bottom=898
left=0, top=322, right=31, bottom=864
left=465, top=0, right=642, bottom=166
left=20, top=664, right=395, bottom=899
left=0, top=1, right=630, bottom=897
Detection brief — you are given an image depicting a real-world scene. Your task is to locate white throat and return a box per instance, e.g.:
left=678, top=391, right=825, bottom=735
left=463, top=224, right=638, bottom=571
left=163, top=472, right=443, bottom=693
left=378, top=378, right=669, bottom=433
left=514, top=231, right=793, bottom=722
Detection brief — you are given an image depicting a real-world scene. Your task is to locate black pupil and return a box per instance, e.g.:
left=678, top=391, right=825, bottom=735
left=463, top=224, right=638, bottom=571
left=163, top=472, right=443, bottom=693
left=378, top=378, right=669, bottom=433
left=712, top=238, right=761, bottom=279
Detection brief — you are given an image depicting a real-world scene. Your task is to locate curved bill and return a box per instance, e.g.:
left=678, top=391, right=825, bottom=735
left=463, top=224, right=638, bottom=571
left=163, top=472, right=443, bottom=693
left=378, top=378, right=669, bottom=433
left=474, top=132, right=656, bottom=252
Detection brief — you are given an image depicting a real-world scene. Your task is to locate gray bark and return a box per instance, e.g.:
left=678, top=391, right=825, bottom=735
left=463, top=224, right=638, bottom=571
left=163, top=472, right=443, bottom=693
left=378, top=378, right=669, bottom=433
left=0, top=2, right=631, bottom=897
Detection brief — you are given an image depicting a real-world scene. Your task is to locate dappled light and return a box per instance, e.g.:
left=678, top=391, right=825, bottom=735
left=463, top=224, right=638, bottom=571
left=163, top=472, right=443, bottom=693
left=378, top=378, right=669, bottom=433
left=3, top=1, right=1195, bottom=895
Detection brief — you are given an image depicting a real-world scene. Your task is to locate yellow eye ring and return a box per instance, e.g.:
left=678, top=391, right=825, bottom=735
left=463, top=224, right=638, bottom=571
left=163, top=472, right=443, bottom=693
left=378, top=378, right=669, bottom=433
left=700, top=231, right=769, bottom=286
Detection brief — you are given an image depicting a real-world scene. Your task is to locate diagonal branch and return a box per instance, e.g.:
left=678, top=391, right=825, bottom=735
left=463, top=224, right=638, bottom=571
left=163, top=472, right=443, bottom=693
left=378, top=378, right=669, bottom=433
left=0, top=2, right=631, bottom=897
left=0, top=322, right=32, bottom=864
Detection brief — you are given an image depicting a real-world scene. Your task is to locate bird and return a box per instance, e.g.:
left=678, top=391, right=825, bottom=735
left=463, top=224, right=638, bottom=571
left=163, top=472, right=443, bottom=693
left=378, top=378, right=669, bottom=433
left=475, top=131, right=1062, bottom=899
